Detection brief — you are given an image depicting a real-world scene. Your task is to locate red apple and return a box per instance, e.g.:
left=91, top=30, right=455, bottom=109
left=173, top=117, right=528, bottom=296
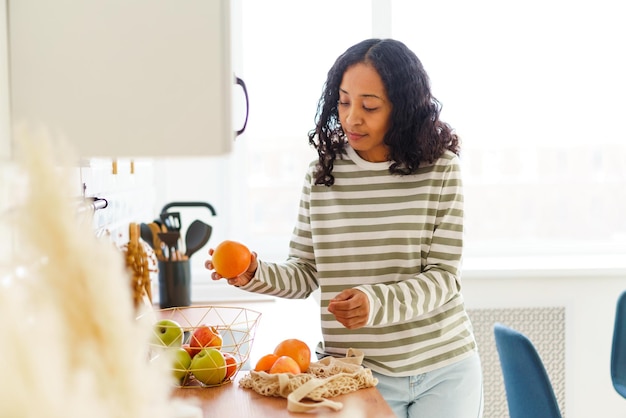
left=223, top=352, right=238, bottom=380
left=189, top=325, right=223, bottom=356
left=182, top=343, right=195, bottom=358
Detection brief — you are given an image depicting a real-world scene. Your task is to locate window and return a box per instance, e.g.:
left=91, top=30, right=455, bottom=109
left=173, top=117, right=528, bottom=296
left=391, top=0, right=626, bottom=258
left=228, top=0, right=626, bottom=268
left=229, top=0, right=372, bottom=261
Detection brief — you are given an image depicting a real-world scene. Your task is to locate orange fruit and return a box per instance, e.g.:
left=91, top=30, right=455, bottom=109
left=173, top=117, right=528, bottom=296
left=273, top=339, right=311, bottom=373
left=212, top=240, right=252, bottom=278
left=254, top=353, right=280, bottom=372
left=269, top=356, right=301, bottom=374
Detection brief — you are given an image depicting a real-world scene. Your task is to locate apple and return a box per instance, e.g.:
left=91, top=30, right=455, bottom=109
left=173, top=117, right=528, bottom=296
left=171, top=346, right=192, bottom=382
left=152, top=319, right=184, bottom=347
left=182, top=343, right=194, bottom=358
left=190, top=347, right=226, bottom=386
left=223, top=352, right=238, bottom=380
left=189, top=325, right=223, bottom=355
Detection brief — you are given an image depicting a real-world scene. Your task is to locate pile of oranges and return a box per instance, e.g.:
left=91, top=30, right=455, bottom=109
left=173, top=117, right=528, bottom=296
left=254, top=339, right=311, bottom=375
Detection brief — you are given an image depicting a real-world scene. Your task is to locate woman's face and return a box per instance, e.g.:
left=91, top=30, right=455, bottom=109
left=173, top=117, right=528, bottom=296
left=338, top=63, right=392, bottom=162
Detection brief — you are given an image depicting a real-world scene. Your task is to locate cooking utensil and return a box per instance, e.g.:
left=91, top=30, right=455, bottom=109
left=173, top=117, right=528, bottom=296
left=158, top=231, right=181, bottom=260
left=148, top=222, right=164, bottom=259
left=139, top=223, right=153, bottom=247
left=160, top=212, right=182, bottom=231
left=158, top=201, right=217, bottom=259
left=184, top=219, right=213, bottom=258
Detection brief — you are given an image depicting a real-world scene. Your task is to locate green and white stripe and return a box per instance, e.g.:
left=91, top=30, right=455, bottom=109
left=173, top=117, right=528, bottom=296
left=243, top=146, right=477, bottom=376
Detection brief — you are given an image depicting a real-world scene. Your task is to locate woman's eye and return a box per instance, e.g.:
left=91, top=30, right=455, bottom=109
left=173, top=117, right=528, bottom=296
left=337, top=100, right=378, bottom=111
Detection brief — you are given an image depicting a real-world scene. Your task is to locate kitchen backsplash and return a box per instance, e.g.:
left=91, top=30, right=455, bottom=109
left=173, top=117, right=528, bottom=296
left=81, top=158, right=157, bottom=246
left=0, top=155, right=157, bottom=268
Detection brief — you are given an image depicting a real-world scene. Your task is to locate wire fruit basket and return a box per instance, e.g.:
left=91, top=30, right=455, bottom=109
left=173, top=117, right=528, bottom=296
left=149, top=305, right=262, bottom=388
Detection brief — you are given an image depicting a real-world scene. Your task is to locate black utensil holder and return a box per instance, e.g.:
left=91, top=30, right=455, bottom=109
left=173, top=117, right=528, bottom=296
left=158, top=259, right=191, bottom=308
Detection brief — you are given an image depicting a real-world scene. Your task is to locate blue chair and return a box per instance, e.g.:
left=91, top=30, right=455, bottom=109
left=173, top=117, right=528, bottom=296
left=611, top=290, right=626, bottom=398
left=494, top=323, right=562, bottom=418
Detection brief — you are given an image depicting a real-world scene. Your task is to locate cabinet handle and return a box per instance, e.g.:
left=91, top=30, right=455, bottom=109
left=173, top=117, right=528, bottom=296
left=235, top=76, right=249, bottom=137
left=77, top=197, right=108, bottom=214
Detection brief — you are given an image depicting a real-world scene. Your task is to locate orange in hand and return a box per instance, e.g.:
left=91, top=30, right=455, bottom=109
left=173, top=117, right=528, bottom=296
left=254, top=353, right=280, bottom=372
left=211, top=240, right=252, bottom=278
left=273, top=339, right=311, bottom=373
left=269, top=356, right=301, bottom=374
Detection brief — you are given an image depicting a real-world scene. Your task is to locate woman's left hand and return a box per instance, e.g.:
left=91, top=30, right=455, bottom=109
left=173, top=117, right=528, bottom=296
left=328, top=289, right=369, bottom=329
left=204, top=249, right=258, bottom=287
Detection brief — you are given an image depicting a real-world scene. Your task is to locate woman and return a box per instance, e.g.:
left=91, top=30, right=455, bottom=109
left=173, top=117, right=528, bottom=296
left=207, top=38, right=483, bottom=417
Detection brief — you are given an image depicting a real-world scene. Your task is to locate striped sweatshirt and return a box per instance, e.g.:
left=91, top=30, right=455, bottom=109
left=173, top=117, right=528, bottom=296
left=241, top=145, right=477, bottom=376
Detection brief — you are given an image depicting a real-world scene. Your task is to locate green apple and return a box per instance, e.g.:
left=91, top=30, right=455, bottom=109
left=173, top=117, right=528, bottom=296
left=171, top=346, right=192, bottom=382
left=190, top=347, right=226, bottom=386
left=152, top=319, right=184, bottom=347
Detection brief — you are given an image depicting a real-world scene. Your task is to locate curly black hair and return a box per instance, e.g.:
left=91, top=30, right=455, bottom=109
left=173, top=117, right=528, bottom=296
left=308, top=38, right=460, bottom=186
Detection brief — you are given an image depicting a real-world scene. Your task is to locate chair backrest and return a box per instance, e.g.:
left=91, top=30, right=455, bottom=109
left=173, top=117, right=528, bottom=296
left=494, top=323, right=562, bottom=418
left=611, top=290, right=626, bottom=398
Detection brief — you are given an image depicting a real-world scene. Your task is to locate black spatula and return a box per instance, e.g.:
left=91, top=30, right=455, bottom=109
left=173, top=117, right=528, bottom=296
left=158, top=231, right=181, bottom=260
left=184, top=220, right=212, bottom=258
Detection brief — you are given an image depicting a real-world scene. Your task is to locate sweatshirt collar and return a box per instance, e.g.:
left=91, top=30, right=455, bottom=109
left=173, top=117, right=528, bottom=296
left=345, top=145, right=392, bottom=171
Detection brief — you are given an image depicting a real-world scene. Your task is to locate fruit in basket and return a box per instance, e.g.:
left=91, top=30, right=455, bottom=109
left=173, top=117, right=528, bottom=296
left=223, top=352, right=238, bottom=380
left=152, top=319, right=184, bottom=347
left=182, top=343, right=194, bottom=358
left=190, top=325, right=223, bottom=355
left=190, top=347, right=226, bottom=385
left=269, top=355, right=301, bottom=374
left=254, top=353, right=280, bottom=372
left=211, top=240, right=252, bottom=278
left=171, top=346, right=192, bottom=381
left=273, top=338, right=311, bottom=372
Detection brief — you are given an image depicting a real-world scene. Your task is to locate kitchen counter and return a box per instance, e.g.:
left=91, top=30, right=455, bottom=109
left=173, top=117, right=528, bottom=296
left=172, top=373, right=394, bottom=418
left=157, top=298, right=394, bottom=417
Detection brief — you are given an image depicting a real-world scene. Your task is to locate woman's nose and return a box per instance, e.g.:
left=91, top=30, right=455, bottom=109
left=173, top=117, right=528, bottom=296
left=345, top=107, right=363, bottom=125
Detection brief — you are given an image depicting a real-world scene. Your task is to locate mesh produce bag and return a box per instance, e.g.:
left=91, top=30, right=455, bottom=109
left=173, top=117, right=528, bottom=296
left=239, top=349, right=378, bottom=413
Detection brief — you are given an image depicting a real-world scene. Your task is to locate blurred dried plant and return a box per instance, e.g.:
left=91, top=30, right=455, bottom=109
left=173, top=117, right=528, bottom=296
left=0, top=127, right=182, bottom=418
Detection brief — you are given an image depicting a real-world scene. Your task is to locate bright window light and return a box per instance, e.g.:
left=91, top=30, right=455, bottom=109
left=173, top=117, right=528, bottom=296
left=232, top=0, right=626, bottom=263
left=392, top=0, right=626, bottom=257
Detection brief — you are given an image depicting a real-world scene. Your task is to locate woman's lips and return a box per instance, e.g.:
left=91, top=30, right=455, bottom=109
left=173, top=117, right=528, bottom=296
left=346, top=131, right=366, bottom=141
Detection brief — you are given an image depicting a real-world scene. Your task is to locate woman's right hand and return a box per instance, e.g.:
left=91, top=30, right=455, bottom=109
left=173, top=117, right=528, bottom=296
left=204, top=248, right=258, bottom=287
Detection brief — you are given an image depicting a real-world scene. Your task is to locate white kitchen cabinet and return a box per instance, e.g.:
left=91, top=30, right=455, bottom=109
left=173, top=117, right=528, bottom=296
left=8, top=0, right=247, bottom=158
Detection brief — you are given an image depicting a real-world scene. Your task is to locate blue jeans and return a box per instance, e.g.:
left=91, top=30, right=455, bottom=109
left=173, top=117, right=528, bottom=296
left=373, top=352, right=484, bottom=418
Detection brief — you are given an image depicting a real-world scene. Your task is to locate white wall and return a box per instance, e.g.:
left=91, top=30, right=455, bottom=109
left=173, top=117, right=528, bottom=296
left=463, top=258, right=626, bottom=417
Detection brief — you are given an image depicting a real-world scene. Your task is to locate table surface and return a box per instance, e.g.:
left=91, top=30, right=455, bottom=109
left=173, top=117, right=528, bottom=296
left=159, top=301, right=394, bottom=417
left=172, top=373, right=394, bottom=418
